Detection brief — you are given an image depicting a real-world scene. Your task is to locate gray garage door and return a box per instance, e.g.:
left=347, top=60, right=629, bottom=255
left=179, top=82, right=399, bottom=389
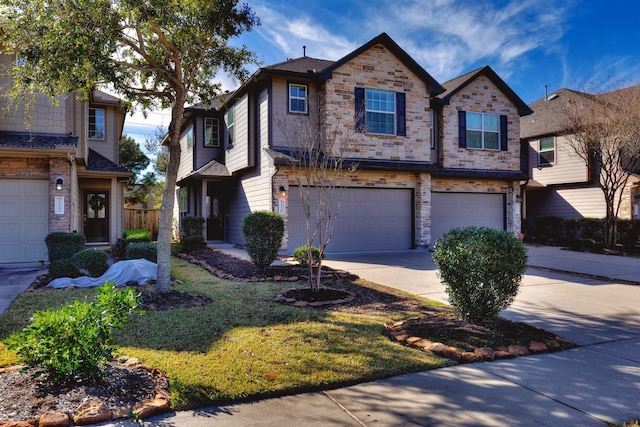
left=0, top=180, right=49, bottom=264
left=431, top=192, right=505, bottom=245
left=288, top=187, right=413, bottom=252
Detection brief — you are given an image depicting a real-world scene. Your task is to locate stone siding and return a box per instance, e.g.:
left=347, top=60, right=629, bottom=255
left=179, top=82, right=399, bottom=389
left=441, top=75, right=521, bottom=171
left=322, top=43, right=433, bottom=162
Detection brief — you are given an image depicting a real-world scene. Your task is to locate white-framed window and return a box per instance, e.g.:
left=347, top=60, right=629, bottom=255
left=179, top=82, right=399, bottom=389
left=226, top=106, right=235, bottom=148
left=538, top=137, right=555, bottom=165
left=88, top=108, right=105, bottom=140
left=204, top=117, right=220, bottom=147
left=465, top=112, right=499, bottom=150
left=365, top=88, right=395, bottom=135
left=186, top=124, right=193, bottom=150
left=289, top=83, right=308, bottom=114
left=178, top=187, right=188, bottom=218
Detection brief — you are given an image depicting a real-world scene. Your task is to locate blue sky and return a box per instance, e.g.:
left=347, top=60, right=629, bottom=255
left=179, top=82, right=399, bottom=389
left=124, top=0, right=640, bottom=146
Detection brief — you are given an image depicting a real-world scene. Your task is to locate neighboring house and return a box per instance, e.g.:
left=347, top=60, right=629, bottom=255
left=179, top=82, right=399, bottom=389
left=0, top=54, right=131, bottom=264
left=174, top=32, right=531, bottom=253
left=521, top=88, right=640, bottom=223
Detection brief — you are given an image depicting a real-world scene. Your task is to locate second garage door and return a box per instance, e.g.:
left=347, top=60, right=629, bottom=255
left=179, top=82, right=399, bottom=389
left=0, top=180, right=49, bottom=264
left=431, top=192, right=505, bottom=245
left=288, top=187, right=413, bottom=252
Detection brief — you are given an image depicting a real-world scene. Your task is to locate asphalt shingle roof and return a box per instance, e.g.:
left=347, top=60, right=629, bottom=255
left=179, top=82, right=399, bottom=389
left=0, top=131, right=78, bottom=149
left=87, top=148, right=130, bottom=173
left=520, top=88, right=595, bottom=139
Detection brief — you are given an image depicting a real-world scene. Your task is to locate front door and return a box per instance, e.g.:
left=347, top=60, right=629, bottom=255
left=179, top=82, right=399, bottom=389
left=84, top=191, right=109, bottom=242
left=207, top=194, right=225, bottom=240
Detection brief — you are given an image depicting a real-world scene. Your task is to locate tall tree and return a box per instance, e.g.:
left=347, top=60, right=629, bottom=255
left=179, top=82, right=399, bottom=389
left=278, top=102, right=358, bottom=293
left=119, top=134, right=149, bottom=182
left=1, top=0, right=259, bottom=292
left=562, top=84, right=640, bottom=249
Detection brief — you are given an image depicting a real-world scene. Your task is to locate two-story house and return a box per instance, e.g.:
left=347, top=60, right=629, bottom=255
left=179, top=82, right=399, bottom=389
left=521, top=87, right=640, bottom=222
left=174, top=33, right=531, bottom=253
left=0, top=53, right=131, bottom=264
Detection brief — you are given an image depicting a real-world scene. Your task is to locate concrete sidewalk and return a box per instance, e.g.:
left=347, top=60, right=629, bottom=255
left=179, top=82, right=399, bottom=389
left=94, top=245, right=640, bottom=427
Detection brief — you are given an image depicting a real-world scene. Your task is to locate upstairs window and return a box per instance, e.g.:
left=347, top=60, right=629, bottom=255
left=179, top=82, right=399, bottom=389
left=88, top=108, right=105, bottom=140
left=538, top=137, right=555, bottom=165
left=204, top=117, right=220, bottom=147
left=458, top=111, right=507, bottom=151
left=289, top=83, right=308, bottom=114
left=185, top=125, right=193, bottom=150
left=355, top=87, right=406, bottom=136
left=226, top=106, right=235, bottom=149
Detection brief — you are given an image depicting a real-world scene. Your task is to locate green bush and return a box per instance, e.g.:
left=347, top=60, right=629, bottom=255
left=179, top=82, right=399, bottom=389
left=294, top=245, right=323, bottom=267
left=45, top=232, right=86, bottom=262
left=241, top=211, right=284, bottom=269
left=433, top=226, right=528, bottom=322
left=48, top=258, right=80, bottom=279
left=125, top=241, right=157, bottom=263
left=181, top=234, right=205, bottom=252
left=4, top=282, right=139, bottom=384
left=71, top=249, right=109, bottom=277
left=181, top=216, right=205, bottom=237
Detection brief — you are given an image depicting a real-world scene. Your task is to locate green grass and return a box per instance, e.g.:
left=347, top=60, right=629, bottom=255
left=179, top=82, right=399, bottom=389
left=0, top=257, right=453, bottom=410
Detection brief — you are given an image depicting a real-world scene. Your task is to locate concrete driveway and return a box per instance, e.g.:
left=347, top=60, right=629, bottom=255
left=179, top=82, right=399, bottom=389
left=0, top=266, right=44, bottom=315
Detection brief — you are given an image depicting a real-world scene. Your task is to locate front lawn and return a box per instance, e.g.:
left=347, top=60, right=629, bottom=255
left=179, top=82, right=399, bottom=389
left=0, top=257, right=452, bottom=410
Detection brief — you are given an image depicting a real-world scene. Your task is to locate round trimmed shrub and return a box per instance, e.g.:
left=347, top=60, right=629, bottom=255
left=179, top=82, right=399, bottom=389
left=48, top=258, right=80, bottom=279
left=241, top=211, right=284, bottom=269
left=71, top=249, right=109, bottom=277
left=45, top=232, right=86, bottom=262
left=181, top=234, right=205, bottom=252
left=125, top=241, right=157, bottom=263
left=433, top=226, right=528, bottom=322
left=294, top=245, right=323, bottom=267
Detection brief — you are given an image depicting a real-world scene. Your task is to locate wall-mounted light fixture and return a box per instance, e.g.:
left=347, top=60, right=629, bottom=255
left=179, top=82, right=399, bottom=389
left=55, top=178, right=63, bottom=191
left=279, top=186, right=287, bottom=197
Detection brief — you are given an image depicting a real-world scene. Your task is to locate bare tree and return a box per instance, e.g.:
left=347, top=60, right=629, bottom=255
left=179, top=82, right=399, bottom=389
left=562, top=83, right=640, bottom=248
left=277, top=102, right=358, bottom=293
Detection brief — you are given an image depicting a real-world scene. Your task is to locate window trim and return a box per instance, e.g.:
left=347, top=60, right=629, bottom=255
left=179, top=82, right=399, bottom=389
left=204, top=117, right=220, bottom=148
left=365, top=88, right=396, bottom=135
left=538, top=136, right=555, bottom=166
left=185, top=124, right=193, bottom=150
left=458, top=110, right=508, bottom=151
left=88, top=107, right=105, bottom=140
left=226, top=106, right=235, bottom=150
left=288, top=83, right=308, bottom=114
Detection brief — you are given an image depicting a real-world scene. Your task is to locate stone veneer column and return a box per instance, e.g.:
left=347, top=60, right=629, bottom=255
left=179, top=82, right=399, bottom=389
left=415, top=172, right=432, bottom=248
left=49, top=157, right=72, bottom=233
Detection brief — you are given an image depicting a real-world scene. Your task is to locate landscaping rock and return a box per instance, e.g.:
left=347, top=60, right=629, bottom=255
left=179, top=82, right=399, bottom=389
left=508, top=345, right=530, bottom=357
left=493, top=350, right=515, bottom=359
left=461, top=352, right=480, bottom=363
left=0, top=421, right=38, bottom=427
left=38, top=412, right=69, bottom=427
left=133, top=398, right=170, bottom=419
left=72, top=401, right=112, bottom=425
left=529, top=341, right=548, bottom=353
left=474, top=347, right=494, bottom=361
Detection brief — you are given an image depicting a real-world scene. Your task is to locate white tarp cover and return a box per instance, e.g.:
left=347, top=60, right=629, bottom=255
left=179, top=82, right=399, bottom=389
left=48, top=259, right=157, bottom=289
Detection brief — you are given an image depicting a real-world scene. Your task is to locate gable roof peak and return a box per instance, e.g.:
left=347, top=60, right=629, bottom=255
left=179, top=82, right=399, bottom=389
left=438, top=65, right=532, bottom=116
left=319, top=32, right=445, bottom=95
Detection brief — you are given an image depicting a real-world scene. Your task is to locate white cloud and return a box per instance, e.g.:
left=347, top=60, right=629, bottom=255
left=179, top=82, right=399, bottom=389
left=367, top=0, right=570, bottom=81
left=252, top=4, right=358, bottom=60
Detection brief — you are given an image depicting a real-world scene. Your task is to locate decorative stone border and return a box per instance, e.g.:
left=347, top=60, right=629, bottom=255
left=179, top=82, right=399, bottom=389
left=274, top=287, right=357, bottom=307
left=385, top=320, right=574, bottom=363
left=0, top=357, right=170, bottom=427
left=177, top=252, right=353, bottom=283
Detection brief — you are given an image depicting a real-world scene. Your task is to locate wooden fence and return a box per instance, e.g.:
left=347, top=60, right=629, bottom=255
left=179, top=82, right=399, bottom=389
left=124, top=209, right=160, bottom=240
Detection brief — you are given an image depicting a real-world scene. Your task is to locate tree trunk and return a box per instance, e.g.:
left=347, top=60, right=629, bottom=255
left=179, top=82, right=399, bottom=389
left=155, top=94, right=186, bottom=293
